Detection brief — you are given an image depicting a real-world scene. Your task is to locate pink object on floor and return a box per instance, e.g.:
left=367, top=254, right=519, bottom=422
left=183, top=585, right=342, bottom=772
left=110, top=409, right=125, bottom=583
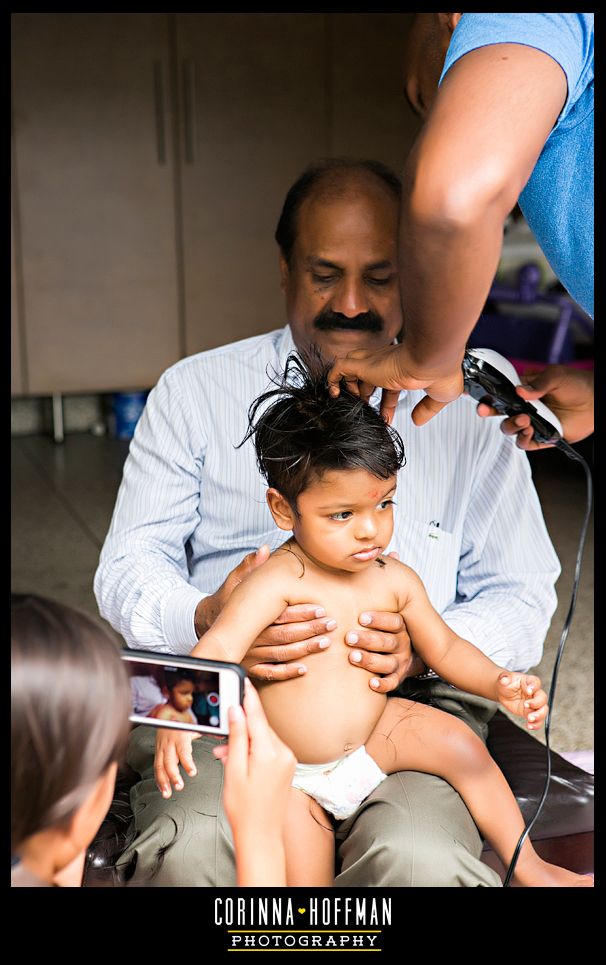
left=559, top=750, right=594, bottom=775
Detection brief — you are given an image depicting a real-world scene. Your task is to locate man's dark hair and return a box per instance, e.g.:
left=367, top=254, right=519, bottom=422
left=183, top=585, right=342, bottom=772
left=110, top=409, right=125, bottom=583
left=241, top=351, right=406, bottom=513
left=275, top=158, right=402, bottom=266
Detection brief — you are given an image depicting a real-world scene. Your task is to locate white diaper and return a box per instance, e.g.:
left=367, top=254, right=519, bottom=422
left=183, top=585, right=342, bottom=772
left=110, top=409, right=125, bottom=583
left=292, top=745, right=387, bottom=820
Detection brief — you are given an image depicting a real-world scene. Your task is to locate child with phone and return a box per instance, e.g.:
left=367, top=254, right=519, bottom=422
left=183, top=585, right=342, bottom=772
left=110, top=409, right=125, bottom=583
left=11, top=593, right=295, bottom=888
left=155, top=354, right=593, bottom=888
left=11, top=594, right=132, bottom=887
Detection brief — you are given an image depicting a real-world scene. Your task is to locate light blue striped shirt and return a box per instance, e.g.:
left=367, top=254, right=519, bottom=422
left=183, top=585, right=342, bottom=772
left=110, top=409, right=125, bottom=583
left=95, top=326, right=560, bottom=671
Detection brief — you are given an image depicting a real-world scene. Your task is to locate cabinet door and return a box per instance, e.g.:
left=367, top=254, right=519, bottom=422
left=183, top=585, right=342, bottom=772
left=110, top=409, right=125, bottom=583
left=330, top=14, right=422, bottom=173
left=11, top=194, right=24, bottom=396
left=12, top=13, right=180, bottom=394
left=176, top=13, right=328, bottom=356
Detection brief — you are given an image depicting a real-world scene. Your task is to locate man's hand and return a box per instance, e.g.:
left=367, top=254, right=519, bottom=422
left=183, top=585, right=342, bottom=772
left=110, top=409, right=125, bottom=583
left=326, top=342, right=464, bottom=425
left=195, top=545, right=271, bottom=636
left=345, top=609, right=423, bottom=694
left=477, top=365, right=594, bottom=449
left=242, top=604, right=338, bottom=682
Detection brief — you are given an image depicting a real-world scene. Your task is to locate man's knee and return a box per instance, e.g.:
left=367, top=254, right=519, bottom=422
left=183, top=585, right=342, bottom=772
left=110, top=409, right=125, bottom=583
left=121, top=727, right=235, bottom=886
left=120, top=798, right=235, bottom=887
left=335, top=772, right=501, bottom=887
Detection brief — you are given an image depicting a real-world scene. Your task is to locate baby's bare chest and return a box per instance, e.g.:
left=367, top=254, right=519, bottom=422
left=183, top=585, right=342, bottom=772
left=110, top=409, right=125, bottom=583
left=287, top=568, right=400, bottom=641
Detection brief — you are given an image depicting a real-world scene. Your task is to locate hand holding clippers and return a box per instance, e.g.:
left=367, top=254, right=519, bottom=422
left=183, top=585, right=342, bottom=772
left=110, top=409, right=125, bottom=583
left=462, top=347, right=563, bottom=445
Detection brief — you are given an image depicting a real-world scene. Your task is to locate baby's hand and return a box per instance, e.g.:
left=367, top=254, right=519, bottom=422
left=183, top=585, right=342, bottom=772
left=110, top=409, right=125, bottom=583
left=154, top=726, right=201, bottom=798
left=496, top=672, right=548, bottom=730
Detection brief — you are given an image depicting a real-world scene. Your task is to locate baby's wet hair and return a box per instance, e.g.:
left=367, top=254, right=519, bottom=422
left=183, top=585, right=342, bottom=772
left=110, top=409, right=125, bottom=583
left=240, top=349, right=406, bottom=513
left=163, top=669, right=195, bottom=690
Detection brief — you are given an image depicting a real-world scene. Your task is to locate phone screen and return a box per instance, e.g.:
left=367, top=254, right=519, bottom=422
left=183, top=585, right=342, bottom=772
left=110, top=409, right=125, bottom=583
left=125, top=659, right=229, bottom=733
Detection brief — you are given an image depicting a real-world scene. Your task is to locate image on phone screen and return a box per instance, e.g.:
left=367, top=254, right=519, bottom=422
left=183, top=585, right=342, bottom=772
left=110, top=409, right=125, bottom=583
left=127, top=660, right=222, bottom=729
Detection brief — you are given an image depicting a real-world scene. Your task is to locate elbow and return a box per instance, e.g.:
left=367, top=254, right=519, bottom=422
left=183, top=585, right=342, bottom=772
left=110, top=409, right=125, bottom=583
left=93, top=567, right=107, bottom=618
left=404, top=156, right=519, bottom=234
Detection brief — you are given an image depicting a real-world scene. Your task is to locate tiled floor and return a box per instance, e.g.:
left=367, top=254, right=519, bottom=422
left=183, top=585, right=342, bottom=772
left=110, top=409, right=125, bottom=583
left=11, top=432, right=594, bottom=753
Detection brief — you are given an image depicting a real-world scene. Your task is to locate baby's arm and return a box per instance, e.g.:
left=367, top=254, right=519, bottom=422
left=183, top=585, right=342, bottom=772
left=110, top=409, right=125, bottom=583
left=190, top=555, right=292, bottom=663
left=149, top=704, right=178, bottom=721
left=394, top=562, right=547, bottom=725
left=155, top=555, right=294, bottom=797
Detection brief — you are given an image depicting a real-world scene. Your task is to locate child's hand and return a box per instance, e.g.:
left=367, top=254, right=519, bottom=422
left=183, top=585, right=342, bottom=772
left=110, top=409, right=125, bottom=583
left=213, top=679, right=296, bottom=840
left=496, top=671, right=548, bottom=730
left=154, top=726, right=201, bottom=798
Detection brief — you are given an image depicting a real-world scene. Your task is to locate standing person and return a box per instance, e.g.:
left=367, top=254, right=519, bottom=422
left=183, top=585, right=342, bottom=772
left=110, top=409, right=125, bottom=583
left=95, top=158, right=560, bottom=888
left=328, top=14, right=594, bottom=447
left=11, top=593, right=294, bottom=888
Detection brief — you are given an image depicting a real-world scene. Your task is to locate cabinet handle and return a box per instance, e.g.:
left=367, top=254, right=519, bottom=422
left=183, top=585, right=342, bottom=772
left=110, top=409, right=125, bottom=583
left=182, top=59, right=197, bottom=164
left=153, top=61, right=166, bottom=165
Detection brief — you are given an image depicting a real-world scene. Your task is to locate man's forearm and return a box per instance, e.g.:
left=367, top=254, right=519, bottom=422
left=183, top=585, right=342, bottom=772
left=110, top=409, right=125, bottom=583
left=194, top=593, right=218, bottom=637
left=399, top=176, right=506, bottom=374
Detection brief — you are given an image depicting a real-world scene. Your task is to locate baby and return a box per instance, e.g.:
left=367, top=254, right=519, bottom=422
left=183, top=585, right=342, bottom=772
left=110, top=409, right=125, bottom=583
left=156, top=353, right=592, bottom=888
left=148, top=670, right=197, bottom=726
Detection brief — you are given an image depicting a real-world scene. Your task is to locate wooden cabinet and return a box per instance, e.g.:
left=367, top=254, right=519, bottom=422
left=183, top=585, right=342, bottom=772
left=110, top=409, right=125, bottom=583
left=176, top=13, right=328, bottom=355
left=11, top=190, right=25, bottom=396
left=11, top=13, right=419, bottom=396
left=330, top=14, right=420, bottom=173
left=11, top=13, right=180, bottom=395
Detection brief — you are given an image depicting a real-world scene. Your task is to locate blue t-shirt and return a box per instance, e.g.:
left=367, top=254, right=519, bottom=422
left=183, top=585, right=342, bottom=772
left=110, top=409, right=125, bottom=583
left=440, top=13, right=594, bottom=318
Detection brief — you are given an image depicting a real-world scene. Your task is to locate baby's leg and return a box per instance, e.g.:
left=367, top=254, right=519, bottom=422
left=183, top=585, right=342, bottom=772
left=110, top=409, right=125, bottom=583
left=283, top=788, right=335, bottom=886
left=366, top=699, right=593, bottom=887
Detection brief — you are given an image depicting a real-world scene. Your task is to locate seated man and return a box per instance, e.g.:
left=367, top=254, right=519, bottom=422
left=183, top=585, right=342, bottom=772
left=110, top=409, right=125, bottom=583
left=95, top=158, right=560, bottom=887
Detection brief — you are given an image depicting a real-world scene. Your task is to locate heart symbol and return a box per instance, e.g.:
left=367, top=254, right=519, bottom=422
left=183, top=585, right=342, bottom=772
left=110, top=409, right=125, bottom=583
left=298, top=908, right=306, bottom=914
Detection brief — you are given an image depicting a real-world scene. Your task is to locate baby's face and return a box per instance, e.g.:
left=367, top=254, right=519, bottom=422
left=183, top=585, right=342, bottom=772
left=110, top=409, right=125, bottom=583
left=293, top=469, right=396, bottom=574
left=169, top=681, right=195, bottom=712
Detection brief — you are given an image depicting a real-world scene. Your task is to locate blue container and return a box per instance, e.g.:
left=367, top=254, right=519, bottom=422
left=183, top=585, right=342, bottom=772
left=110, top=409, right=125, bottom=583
left=112, top=391, right=148, bottom=440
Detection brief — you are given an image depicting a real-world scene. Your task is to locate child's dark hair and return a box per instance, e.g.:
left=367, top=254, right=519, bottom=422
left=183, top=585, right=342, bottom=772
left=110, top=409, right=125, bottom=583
left=164, top=669, right=195, bottom=690
left=241, top=351, right=406, bottom=512
left=11, top=593, right=131, bottom=855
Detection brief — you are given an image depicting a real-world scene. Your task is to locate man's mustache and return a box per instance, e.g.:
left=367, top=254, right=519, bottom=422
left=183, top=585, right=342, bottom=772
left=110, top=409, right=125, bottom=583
left=313, top=309, right=383, bottom=333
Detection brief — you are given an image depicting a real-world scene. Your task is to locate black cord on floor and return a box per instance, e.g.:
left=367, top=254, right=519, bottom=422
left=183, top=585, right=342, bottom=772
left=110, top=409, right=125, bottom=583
left=503, top=440, right=592, bottom=887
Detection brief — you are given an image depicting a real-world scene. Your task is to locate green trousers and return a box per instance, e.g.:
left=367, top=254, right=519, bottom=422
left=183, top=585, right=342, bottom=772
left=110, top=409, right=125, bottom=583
left=118, top=681, right=502, bottom=887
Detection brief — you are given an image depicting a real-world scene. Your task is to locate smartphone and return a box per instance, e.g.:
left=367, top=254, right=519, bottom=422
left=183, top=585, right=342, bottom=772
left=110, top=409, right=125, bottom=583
left=121, top=648, right=246, bottom=736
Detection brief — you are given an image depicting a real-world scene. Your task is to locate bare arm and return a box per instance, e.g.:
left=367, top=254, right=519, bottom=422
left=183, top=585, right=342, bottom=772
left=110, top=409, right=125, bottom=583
left=190, top=557, right=292, bottom=664
left=397, top=564, right=503, bottom=701
left=401, top=43, right=566, bottom=374
left=401, top=563, right=549, bottom=727
left=328, top=43, right=567, bottom=425
left=155, top=557, right=294, bottom=797
left=214, top=681, right=295, bottom=887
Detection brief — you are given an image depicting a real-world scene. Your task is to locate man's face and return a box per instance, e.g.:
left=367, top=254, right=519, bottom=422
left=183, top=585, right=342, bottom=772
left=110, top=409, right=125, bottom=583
left=281, top=182, right=403, bottom=362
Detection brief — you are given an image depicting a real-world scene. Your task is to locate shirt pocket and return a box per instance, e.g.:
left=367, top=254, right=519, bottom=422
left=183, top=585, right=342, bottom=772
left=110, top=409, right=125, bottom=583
left=391, top=518, right=460, bottom=615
